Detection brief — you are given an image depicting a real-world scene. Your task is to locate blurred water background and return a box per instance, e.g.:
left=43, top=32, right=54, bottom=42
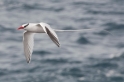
left=0, top=0, right=124, bottom=82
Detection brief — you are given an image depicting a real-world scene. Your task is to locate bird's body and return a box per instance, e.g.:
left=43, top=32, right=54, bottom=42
left=18, top=22, right=111, bottom=63
left=18, top=22, right=60, bottom=63
left=23, top=23, right=46, bottom=33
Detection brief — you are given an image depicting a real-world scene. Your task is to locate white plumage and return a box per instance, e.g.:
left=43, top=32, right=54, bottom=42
left=18, top=22, right=60, bottom=63
left=18, top=22, right=111, bottom=63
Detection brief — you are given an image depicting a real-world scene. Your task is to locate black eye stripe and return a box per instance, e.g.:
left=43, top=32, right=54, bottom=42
left=24, top=23, right=29, bottom=28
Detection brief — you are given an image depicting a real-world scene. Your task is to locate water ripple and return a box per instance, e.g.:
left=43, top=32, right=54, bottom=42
left=34, top=50, right=51, bottom=55
left=104, top=22, right=124, bottom=31
left=87, top=10, right=124, bottom=15
left=77, top=36, right=91, bottom=44
left=42, top=58, right=68, bottom=64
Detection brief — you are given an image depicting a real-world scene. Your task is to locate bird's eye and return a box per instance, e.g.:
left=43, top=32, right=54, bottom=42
left=24, top=23, right=29, bottom=28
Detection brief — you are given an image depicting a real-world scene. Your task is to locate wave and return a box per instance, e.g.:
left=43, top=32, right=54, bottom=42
left=42, top=58, right=68, bottom=64
left=87, top=10, right=124, bottom=15
left=33, top=50, right=51, bottom=55
left=104, top=22, right=124, bottom=31
left=77, top=36, right=91, bottom=44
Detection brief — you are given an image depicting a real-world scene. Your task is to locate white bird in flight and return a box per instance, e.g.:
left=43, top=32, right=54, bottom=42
left=18, top=22, right=111, bottom=63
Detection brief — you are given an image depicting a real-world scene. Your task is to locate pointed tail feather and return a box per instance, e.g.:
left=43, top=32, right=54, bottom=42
left=54, top=28, right=112, bottom=35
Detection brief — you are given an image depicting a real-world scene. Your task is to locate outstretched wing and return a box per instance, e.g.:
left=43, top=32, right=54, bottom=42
left=45, top=25, right=60, bottom=47
left=37, top=23, right=60, bottom=47
left=23, top=31, right=35, bottom=63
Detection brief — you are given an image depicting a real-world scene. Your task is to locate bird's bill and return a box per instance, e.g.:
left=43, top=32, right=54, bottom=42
left=18, top=26, right=24, bottom=30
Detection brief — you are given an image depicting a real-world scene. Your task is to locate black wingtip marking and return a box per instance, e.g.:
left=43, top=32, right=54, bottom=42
left=27, top=59, right=31, bottom=63
left=27, top=61, right=30, bottom=63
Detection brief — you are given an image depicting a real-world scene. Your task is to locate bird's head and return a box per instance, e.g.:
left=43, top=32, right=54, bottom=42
left=18, top=23, right=29, bottom=30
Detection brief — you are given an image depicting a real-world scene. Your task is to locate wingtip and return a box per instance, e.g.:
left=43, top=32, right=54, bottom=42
left=27, top=61, right=30, bottom=63
left=58, top=44, right=60, bottom=47
left=26, top=59, right=31, bottom=63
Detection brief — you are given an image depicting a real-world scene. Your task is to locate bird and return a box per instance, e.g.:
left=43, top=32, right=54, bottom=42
left=18, top=22, right=111, bottom=63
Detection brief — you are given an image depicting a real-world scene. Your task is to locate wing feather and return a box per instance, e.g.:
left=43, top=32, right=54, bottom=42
left=23, top=31, right=35, bottom=63
left=37, top=23, right=60, bottom=47
left=45, top=26, right=60, bottom=47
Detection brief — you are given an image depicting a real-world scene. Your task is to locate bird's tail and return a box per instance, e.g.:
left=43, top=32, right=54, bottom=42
left=54, top=29, right=92, bottom=32
left=54, top=28, right=112, bottom=35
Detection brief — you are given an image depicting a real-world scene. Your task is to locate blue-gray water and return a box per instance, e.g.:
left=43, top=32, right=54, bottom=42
left=0, top=0, right=124, bottom=82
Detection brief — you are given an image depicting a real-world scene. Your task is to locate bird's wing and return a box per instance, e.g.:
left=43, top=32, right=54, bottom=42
left=23, top=31, right=35, bottom=63
left=45, top=26, right=60, bottom=47
left=37, top=23, right=60, bottom=47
